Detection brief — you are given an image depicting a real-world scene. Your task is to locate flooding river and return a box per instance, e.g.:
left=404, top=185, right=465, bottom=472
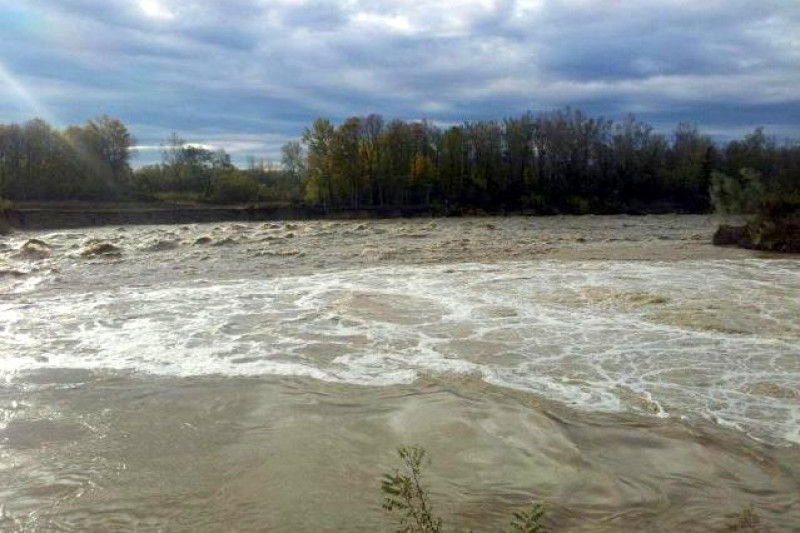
left=1, top=215, right=798, bottom=531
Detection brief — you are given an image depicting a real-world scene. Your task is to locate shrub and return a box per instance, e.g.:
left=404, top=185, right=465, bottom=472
left=508, top=505, right=548, bottom=533
left=382, top=446, right=442, bottom=533
left=725, top=505, right=761, bottom=531
left=209, top=172, right=259, bottom=204
left=564, top=196, right=591, bottom=215
left=709, top=168, right=764, bottom=215
left=382, top=446, right=769, bottom=531
left=744, top=195, right=800, bottom=252
left=756, top=194, right=800, bottom=219
left=381, top=446, right=547, bottom=533
left=153, top=191, right=203, bottom=204
left=0, top=197, right=11, bottom=235
left=710, top=169, right=800, bottom=252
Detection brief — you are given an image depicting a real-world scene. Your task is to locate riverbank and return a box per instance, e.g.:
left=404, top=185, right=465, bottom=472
left=2, top=202, right=437, bottom=230
left=1, top=200, right=704, bottom=231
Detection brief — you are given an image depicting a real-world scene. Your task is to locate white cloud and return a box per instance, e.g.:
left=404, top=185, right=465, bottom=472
left=3, top=0, right=799, bottom=162
left=138, top=0, right=175, bottom=20
left=352, top=12, right=413, bottom=34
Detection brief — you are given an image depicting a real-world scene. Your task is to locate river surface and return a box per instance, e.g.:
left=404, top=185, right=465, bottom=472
left=0, top=215, right=798, bottom=531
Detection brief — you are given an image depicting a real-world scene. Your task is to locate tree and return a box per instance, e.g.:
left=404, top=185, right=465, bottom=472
left=302, top=118, right=335, bottom=206
left=709, top=168, right=765, bottom=215
left=85, top=115, right=135, bottom=187
left=438, top=126, right=467, bottom=203
left=667, top=123, right=713, bottom=209
left=281, top=140, right=306, bottom=182
left=330, top=116, right=364, bottom=208
left=0, top=124, right=24, bottom=199
left=3, top=110, right=796, bottom=214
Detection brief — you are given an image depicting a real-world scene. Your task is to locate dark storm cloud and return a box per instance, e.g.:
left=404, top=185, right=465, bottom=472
left=0, top=1, right=798, bottom=165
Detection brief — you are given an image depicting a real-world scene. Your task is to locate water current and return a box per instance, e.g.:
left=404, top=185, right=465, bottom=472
left=0, top=216, right=798, bottom=531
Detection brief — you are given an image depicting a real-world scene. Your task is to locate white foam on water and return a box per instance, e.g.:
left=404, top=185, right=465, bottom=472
left=1, top=260, right=798, bottom=443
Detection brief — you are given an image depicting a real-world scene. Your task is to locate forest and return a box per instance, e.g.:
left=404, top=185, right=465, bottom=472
left=0, top=109, right=798, bottom=215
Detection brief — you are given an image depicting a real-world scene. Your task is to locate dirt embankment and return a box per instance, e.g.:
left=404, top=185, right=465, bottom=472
left=4, top=204, right=435, bottom=230
left=3, top=199, right=707, bottom=231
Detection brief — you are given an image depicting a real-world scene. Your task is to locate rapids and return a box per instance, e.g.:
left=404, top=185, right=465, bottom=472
left=0, top=215, right=798, bottom=531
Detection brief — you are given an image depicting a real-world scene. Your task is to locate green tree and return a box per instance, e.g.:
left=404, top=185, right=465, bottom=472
left=281, top=140, right=306, bottom=183
left=710, top=168, right=765, bottom=215
left=302, top=118, right=335, bottom=206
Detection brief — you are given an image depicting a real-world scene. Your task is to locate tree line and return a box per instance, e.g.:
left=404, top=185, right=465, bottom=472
left=0, top=116, right=133, bottom=201
left=0, top=110, right=797, bottom=213
left=300, top=110, right=799, bottom=214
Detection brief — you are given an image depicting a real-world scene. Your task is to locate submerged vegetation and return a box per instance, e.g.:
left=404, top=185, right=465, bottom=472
left=710, top=151, right=800, bottom=252
left=1, top=111, right=798, bottom=218
left=382, top=446, right=547, bottom=533
left=726, top=196, right=800, bottom=253
left=382, top=446, right=443, bottom=533
left=382, top=446, right=768, bottom=532
left=743, top=196, right=800, bottom=252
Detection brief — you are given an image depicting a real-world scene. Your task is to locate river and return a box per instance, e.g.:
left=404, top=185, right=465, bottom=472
left=1, top=215, right=798, bottom=531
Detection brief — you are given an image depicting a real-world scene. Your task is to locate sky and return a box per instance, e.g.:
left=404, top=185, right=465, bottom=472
left=0, top=0, right=799, bottom=166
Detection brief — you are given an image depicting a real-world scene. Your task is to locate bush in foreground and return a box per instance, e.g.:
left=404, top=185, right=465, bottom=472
left=382, top=446, right=768, bottom=532
left=382, top=445, right=547, bottom=533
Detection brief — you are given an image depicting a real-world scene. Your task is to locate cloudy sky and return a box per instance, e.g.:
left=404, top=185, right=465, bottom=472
left=1, top=0, right=799, bottom=165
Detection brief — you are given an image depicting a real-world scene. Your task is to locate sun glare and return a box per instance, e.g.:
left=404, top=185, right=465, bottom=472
left=138, top=0, right=174, bottom=20
left=0, top=61, right=58, bottom=125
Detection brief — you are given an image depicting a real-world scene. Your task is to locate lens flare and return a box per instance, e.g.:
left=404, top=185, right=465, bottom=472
left=0, top=61, right=116, bottom=175
left=0, top=61, right=59, bottom=125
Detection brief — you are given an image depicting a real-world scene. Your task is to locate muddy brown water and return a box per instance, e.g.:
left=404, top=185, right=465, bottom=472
left=1, top=215, right=798, bottom=531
